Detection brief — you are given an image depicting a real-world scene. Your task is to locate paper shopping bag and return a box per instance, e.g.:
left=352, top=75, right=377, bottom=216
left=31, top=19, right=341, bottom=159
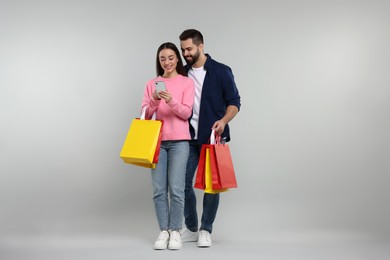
left=120, top=117, right=163, bottom=169
left=204, top=147, right=228, bottom=194
left=209, top=144, right=223, bottom=190
left=213, top=142, right=238, bottom=189
left=194, top=144, right=207, bottom=190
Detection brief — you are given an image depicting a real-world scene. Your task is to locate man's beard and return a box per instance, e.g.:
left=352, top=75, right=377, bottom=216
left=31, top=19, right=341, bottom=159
left=185, top=49, right=200, bottom=66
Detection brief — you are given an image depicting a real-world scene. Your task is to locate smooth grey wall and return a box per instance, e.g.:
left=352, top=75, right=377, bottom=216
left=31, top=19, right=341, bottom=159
left=1, top=0, right=389, bottom=242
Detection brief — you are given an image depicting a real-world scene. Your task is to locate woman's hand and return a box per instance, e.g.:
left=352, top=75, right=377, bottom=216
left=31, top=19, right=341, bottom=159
left=152, top=90, right=161, bottom=100
left=158, top=91, right=172, bottom=103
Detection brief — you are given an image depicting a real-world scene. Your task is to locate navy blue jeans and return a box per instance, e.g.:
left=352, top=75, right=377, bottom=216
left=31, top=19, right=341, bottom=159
left=184, top=140, right=220, bottom=234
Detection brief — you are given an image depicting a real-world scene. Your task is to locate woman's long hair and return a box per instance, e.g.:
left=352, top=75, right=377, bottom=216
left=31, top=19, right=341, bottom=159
left=156, top=42, right=186, bottom=77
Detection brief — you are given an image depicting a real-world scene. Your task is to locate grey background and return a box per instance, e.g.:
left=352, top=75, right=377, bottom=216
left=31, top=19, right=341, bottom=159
left=1, top=0, right=389, bottom=259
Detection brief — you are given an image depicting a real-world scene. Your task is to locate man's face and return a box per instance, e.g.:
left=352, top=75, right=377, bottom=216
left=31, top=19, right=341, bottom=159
left=180, top=39, right=201, bottom=66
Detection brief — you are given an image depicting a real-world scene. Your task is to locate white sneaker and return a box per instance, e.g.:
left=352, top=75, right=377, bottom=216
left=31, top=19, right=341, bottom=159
left=168, top=230, right=182, bottom=250
left=197, top=230, right=212, bottom=247
left=154, top=230, right=169, bottom=250
left=180, top=228, right=199, bottom=242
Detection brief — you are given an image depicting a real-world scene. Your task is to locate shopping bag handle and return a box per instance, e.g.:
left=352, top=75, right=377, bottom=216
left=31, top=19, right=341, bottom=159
left=210, top=129, right=223, bottom=144
left=209, top=129, right=224, bottom=145
left=209, top=129, right=215, bottom=144
left=140, top=106, right=156, bottom=120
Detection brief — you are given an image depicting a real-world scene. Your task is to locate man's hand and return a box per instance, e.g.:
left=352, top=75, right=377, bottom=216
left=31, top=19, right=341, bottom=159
left=212, top=119, right=226, bottom=135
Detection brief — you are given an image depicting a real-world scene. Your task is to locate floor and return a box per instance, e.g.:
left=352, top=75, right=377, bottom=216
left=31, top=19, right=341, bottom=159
left=1, top=230, right=389, bottom=260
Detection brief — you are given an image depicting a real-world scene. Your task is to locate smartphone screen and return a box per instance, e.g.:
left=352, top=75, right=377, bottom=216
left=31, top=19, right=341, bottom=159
left=155, top=81, right=166, bottom=92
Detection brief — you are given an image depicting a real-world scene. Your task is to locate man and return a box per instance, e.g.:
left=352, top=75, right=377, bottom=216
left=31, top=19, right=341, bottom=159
left=179, top=29, right=241, bottom=247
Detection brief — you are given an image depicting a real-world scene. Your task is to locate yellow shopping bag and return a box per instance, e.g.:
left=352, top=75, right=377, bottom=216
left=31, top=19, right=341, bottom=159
left=120, top=108, right=163, bottom=169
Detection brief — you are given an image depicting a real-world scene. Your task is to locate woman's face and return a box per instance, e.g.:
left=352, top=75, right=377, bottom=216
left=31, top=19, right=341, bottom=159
left=159, top=48, right=178, bottom=74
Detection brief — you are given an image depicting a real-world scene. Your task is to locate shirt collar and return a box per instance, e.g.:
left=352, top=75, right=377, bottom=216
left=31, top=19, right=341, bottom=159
left=204, top=54, right=212, bottom=70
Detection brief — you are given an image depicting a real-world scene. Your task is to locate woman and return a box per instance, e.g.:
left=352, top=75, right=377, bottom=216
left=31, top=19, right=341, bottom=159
left=141, top=42, right=195, bottom=250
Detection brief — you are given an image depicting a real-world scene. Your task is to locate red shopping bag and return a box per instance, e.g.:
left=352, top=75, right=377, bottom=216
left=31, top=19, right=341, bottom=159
left=194, top=130, right=236, bottom=193
left=204, top=147, right=228, bottom=194
left=212, top=136, right=237, bottom=189
left=194, top=144, right=207, bottom=190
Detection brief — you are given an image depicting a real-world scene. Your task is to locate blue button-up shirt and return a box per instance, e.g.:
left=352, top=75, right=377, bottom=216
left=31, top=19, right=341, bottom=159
left=185, top=54, right=241, bottom=145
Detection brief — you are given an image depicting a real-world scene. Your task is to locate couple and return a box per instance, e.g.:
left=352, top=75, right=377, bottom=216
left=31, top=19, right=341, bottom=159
left=140, top=29, right=241, bottom=250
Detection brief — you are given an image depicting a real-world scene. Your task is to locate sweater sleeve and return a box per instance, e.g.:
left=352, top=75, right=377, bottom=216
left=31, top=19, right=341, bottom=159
left=167, top=78, right=195, bottom=120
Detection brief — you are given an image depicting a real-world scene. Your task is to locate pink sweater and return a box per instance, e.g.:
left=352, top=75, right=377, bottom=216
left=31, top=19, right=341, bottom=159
left=141, top=75, right=195, bottom=141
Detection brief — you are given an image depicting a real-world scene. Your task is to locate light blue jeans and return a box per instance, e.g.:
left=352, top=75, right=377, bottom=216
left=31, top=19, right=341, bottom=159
left=151, top=140, right=189, bottom=231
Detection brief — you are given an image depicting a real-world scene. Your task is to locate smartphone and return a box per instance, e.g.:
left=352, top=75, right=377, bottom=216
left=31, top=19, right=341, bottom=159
left=155, top=81, right=166, bottom=92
